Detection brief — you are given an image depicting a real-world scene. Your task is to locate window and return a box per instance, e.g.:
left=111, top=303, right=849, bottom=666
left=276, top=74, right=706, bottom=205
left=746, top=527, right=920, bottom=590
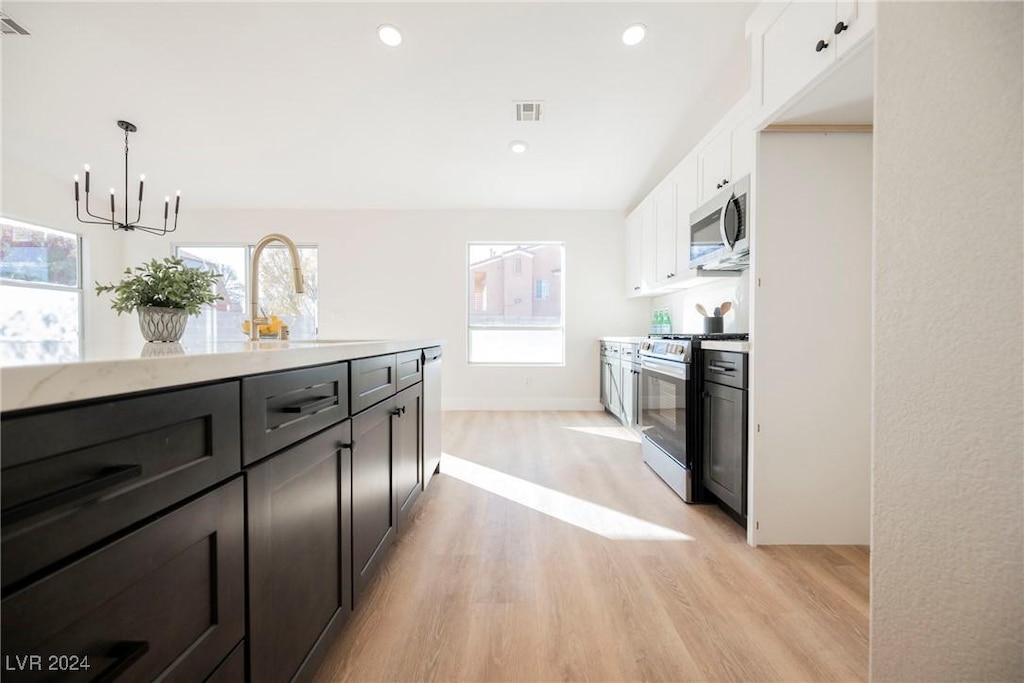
left=0, top=219, right=82, bottom=364
left=467, top=242, right=564, bottom=365
left=174, top=244, right=318, bottom=345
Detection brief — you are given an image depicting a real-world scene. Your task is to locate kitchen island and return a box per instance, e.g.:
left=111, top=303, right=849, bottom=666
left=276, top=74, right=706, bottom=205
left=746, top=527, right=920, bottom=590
left=0, top=338, right=442, bottom=683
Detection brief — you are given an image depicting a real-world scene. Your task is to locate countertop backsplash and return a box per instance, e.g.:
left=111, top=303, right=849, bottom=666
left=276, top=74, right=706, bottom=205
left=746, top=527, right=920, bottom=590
left=650, top=270, right=750, bottom=336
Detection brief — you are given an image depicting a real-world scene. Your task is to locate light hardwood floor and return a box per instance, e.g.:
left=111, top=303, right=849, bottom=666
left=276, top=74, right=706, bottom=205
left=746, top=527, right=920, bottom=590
left=313, top=411, right=869, bottom=682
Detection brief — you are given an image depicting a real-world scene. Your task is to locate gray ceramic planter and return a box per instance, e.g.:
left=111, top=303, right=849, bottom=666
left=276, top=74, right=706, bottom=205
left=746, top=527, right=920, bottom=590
left=138, top=306, right=188, bottom=342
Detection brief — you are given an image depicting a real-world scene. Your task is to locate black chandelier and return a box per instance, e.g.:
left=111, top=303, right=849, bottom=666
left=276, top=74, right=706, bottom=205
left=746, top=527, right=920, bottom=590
left=73, top=120, right=180, bottom=236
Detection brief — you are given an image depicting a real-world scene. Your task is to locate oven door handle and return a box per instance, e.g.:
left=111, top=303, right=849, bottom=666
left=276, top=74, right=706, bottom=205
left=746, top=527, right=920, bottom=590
left=640, top=357, right=690, bottom=381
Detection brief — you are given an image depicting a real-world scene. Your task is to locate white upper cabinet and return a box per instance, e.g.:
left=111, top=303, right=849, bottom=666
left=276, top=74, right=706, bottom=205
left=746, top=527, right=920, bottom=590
left=760, top=1, right=837, bottom=117
left=624, top=199, right=656, bottom=298
left=640, top=200, right=656, bottom=292
left=698, top=95, right=754, bottom=204
left=698, top=127, right=732, bottom=204
left=653, top=180, right=678, bottom=285
left=750, top=0, right=876, bottom=126
left=624, top=209, right=644, bottom=298
left=673, top=153, right=700, bottom=282
left=730, top=103, right=757, bottom=180
left=835, top=0, right=875, bottom=58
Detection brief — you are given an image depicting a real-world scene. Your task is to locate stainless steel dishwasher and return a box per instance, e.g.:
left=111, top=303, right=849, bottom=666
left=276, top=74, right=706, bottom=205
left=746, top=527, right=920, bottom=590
left=422, top=346, right=442, bottom=488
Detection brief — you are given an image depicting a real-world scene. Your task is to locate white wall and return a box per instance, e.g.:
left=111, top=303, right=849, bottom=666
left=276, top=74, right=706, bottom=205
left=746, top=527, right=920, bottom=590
left=871, top=3, right=1023, bottom=680
left=115, top=209, right=649, bottom=411
left=651, top=273, right=750, bottom=336
left=751, top=131, right=873, bottom=545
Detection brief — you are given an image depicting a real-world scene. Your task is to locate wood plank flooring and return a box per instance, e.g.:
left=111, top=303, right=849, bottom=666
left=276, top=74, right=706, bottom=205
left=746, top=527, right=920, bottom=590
left=313, top=411, right=869, bottom=682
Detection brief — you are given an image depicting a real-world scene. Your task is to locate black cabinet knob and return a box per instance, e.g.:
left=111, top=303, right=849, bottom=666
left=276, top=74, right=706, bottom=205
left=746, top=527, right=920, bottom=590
left=716, top=183, right=722, bottom=189
left=834, top=21, right=849, bottom=35
left=667, top=273, right=675, bottom=278
left=816, top=39, right=829, bottom=52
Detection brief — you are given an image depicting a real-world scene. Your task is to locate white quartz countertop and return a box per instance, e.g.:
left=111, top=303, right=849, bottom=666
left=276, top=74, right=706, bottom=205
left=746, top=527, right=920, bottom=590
left=600, top=336, right=646, bottom=344
left=1, top=338, right=443, bottom=412
left=700, top=340, right=752, bottom=353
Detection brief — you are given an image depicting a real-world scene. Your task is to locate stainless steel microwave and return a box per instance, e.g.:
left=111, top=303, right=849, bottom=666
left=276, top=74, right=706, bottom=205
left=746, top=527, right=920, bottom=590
left=689, top=175, right=750, bottom=271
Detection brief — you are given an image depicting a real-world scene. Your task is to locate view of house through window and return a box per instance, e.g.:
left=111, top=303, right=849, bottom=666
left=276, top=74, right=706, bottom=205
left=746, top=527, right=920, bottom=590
left=467, top=242, right=564, bottom=364
left=175, top=244, right=318, bottom=346
left=0, top=219, right=82, bottom=364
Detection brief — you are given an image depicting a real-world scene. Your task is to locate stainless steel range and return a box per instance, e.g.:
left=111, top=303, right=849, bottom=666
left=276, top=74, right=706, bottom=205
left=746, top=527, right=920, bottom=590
left=638, top=333, right=748, bottom=503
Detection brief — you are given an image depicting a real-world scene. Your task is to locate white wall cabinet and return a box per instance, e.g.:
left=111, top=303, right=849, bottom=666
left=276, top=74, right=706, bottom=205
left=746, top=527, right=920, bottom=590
left=653, top=180, right=678, bottom=285
left=673, top=153, right=699, bottom=281
left=624, top=211, right=644, bottom=298
left=750, top=0, right=875, bottom=126
left=835, top=0, right=875, bottom=58
left=624, top=199, right=656, bottom=298
left=698, top=96, right=754, bottom=204
left=698, top=127, right=732, bottom=204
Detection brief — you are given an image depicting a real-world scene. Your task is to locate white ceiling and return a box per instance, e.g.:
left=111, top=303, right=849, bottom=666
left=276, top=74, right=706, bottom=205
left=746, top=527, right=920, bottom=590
left=2, top=2, right=755, bottom=211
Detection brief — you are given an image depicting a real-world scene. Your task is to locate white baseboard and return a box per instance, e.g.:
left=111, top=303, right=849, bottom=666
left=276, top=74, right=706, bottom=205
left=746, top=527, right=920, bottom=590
left=442, top=397, right=604, bottom=412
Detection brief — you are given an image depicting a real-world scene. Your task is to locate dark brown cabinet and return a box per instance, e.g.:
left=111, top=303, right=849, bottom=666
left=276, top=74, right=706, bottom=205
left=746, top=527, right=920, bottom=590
left=393, top=384, right=422, bottom=532
left=350, top=355, right=397, bottom=414
left=395, top=350, right=422, bottom=391
left=1, top=344, right=437, bottom=683
left=350, top=398, right=396, bottom=603
left=1, top=381, right=241, bottom=588
left=247, top=420, right=352, bottom=683
left=1, top=478, right=245, bottom=682
left=701, top=351, right=748, bottom=518
left=242, top=363, right=348, bottom=466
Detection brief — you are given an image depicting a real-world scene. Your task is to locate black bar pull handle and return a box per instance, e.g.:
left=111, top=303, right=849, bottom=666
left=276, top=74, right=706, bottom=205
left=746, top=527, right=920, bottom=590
left=709, top=366, right=735, bottom=373
left=281, top=395, right=335, bottom=415
left=4, top=464, right=143, bottom=525
left=95, top=640, right=150, bottom=683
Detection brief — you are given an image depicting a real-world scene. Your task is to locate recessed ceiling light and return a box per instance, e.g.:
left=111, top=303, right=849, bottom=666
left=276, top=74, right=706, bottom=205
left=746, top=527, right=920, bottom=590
left=622, top=23, right=647, bottom=46
left=509, top=140, right=529, bottom=154
left=378, top=24, right=402, bottom=47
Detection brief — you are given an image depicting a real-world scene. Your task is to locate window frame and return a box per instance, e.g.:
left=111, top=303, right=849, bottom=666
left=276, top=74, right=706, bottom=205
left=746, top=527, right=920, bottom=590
left=466, top=241, right=565, bottom=367
left=0, top=217, right=84, bottom=360
left=172, top=241, right=320, bottom=342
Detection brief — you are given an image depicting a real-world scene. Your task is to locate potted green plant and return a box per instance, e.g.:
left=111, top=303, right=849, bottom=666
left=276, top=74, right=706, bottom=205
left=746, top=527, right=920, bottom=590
left=95, top=256, right=222, bottom=342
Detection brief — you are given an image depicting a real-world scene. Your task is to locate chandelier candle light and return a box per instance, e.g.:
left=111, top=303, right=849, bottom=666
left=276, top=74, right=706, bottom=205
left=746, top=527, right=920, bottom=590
left=73, top=120, right=181, bottom=236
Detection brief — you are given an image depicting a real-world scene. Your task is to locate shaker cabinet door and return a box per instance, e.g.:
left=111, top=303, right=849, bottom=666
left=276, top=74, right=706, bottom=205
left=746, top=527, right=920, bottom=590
left=2, top=479, right=245, bottom=683
left=393, top=384, right=423, bottom=532
left=351, top=398, right=397, bottom=603
left=761, top=0, right=836, bottom=115
left=247, top=421, right=352, bottom=683
left=702, top=382, right=747, bottom=516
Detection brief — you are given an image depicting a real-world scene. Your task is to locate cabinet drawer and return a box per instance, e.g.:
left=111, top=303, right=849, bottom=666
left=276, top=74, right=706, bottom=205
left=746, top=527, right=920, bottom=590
left=1, top=477, right=245, bottom=683
left=1, top=382, right=241, bottom=588
left=396, top=350, right=423, bottom=391
left=350, top=355, right=397, bottom=414
left=242, top=363, right=348, bottom=466
left=703, top=350, right=748, bottom=389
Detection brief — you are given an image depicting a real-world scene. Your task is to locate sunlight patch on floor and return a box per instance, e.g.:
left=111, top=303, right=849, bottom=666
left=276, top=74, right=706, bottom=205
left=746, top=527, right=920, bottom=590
left=441, top=453, right=693, bottom=542
left=564, top=425, right=642, bottom=444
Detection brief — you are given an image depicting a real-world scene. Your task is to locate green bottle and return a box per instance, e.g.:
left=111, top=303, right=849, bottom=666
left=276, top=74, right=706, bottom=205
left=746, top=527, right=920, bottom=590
left=664, top=309, right=673, bottom=334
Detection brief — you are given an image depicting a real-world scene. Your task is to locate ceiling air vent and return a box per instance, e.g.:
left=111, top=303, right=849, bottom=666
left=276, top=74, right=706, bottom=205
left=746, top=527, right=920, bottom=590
left=1, top=12, right=30, bottom=36
left=514, top=101, right=543, bottom=123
